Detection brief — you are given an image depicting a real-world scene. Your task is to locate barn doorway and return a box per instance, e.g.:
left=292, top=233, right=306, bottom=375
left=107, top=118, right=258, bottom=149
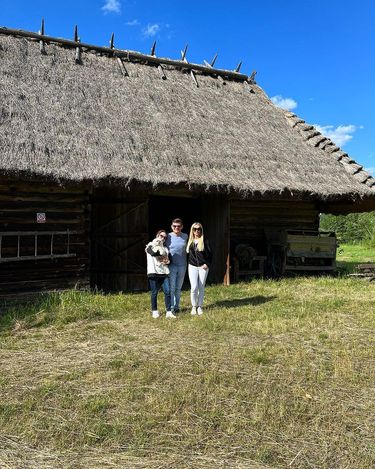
left=149, top=194, right=230, bottom=285
left=90, top=189, right=230, bottom=293
left=148, top=195, right=201, bottom=238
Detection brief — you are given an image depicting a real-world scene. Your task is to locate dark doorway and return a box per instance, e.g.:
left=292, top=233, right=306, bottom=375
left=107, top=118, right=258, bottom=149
left=148, top=195, right=201, bottom=238
left=149, top=194, right=230, bottom=285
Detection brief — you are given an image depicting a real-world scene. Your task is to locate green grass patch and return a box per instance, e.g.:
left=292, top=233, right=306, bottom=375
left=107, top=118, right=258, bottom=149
left=0, top=276, right=374, bottom=468
left=337, top=242, right=375, bottom=273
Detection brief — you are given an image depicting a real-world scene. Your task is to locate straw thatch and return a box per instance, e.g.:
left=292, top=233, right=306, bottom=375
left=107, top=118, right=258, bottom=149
left=0, top=29, right=374, bottom=201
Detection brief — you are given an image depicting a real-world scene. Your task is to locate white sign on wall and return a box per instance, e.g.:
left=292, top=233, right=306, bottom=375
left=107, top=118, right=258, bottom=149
left=36, top=213, right=46, bottom=223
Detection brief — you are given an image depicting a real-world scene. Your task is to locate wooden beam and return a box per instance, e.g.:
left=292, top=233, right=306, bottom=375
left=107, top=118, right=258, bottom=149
left=0, top=27, right=251, bottom=81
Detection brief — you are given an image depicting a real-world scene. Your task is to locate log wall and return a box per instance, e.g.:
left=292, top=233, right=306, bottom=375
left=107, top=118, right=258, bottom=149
left=230, top=198, right=319, bottom=252
left=0, top=177, right=90, bottom=302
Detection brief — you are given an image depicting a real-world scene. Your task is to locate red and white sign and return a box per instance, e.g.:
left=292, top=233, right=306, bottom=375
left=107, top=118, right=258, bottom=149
left=36, top=213, right=46, bottom=223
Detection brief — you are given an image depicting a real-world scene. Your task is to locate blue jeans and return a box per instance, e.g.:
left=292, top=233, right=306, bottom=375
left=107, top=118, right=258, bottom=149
left=148, top=277, right=171, bottom=312
left=169, top=264, right=186, bottom=311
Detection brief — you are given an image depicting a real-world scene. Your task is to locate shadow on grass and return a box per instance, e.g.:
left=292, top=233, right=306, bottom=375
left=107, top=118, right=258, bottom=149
left=212, top=295, right=276, bottom=309
left=336, top=261, right=360, bottom=275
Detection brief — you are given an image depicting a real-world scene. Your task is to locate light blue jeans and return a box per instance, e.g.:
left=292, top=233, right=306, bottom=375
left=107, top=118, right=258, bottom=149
left=169, top=264, right=187, bottom=311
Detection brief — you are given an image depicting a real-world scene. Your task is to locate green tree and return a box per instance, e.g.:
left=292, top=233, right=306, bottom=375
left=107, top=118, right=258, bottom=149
left=320, top=211, right=375, bottom=245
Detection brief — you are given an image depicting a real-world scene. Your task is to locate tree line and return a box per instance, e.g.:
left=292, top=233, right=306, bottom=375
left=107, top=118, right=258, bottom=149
left=320, top=211, right=375, bottom=245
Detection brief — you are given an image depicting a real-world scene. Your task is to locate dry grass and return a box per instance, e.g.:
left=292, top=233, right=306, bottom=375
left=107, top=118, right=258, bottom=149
left=0, top=277, right=374, bottom=468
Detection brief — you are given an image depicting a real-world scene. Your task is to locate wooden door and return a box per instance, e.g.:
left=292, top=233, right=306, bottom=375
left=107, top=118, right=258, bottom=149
left=91, top=195, right=148, bottom=292
left=201, top=194, right=230, bottom=285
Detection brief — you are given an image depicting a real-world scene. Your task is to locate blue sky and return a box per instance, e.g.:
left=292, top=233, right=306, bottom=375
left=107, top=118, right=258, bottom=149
left=2, top=0, right=374, bottom=175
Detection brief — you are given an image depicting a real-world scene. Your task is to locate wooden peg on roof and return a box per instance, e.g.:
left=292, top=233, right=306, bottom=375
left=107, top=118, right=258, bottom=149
left=74, top=25, right=82, bottom=64
left=158, top=64, right=167, bottom=80
left=116, top=57, right=129, bottom=76
left=39, top=18, right=46, bottom=55
left=109, top=32, right=115, bottom=50
left=235, top=61, right=242, bottom=73
left=150, top=41, right=167, bottom=79
left=249, top=70, right=257, bottom=83
left=204, top=52, right=218, bottom=68
left=210, top=53, right=218, bottom=67
left=180, top=45, right=199, bottom=88
left=181, top=44, right=188, bottom=62
left=204, top=53, right=224, bottom=82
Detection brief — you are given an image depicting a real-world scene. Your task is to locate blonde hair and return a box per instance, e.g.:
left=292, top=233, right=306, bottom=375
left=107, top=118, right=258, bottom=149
left=186, top=222, right=204, bottom=252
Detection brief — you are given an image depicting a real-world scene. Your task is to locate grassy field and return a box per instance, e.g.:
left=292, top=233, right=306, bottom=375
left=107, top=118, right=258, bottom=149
left=0, top=248, right=374, bottom=468
left=336, top=243, right=375, bottom=273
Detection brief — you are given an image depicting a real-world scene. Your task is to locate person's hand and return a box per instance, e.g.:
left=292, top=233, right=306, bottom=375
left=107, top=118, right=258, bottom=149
left=202, top=264, right=208, bottom=270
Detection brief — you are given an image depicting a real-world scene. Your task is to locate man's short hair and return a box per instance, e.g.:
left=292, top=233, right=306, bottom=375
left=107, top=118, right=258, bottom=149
left=171, top=218, right=183, bottom=225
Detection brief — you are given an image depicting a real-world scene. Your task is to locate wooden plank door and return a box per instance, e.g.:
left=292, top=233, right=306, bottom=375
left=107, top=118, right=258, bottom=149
left=201, top=194, right=230, bottom=285
left=91, top=196, right=148, bottom=291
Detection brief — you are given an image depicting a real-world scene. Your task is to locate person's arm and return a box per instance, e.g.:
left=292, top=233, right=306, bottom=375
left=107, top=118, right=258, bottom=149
left=146, top=245, right=162, bottom=257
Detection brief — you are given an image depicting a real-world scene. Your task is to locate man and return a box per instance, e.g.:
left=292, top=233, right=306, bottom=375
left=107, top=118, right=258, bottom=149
left=166, top=218, right=188, bottom=314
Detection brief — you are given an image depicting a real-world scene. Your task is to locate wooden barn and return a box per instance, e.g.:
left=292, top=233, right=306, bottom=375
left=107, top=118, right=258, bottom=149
left=1, top=26, right=374, bottom=302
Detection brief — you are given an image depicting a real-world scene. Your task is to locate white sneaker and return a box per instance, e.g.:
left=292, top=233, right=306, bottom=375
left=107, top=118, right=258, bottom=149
left=197, top=307, right=203, bottom=315
left=152, top=310, right=160, bottom=319
left=166, top=311, right=176, bottom=319
left=191, top=306, right=197, bottom=316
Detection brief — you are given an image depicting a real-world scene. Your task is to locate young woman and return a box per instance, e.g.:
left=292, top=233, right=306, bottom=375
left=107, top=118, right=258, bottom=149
left=145, top=230, right=175, bottom=319
left=186, top=222, right=212, bottom=315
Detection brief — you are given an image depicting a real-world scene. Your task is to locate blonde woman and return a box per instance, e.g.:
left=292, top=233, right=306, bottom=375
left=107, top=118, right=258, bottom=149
left=186, top=223, right=212, bottom=315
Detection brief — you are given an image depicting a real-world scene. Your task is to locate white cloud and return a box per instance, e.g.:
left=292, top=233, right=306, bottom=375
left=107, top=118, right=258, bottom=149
left=314, top=124, right=358, bottom=147
left=271, top=95, right=298, bottom=111
left=102, top=0, right=121, bottom=14
left=126, top=19, right=140, bottom=26
left=143, top=23, right=160, bottom=38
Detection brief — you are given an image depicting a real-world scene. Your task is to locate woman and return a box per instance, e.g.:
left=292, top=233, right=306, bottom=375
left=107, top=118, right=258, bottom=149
left=145, top=230, right=175, bottom=319
left=186, top=222, right=212, bottom=315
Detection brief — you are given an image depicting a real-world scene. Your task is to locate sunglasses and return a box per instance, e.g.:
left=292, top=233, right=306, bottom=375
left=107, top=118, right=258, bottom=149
left=159, top=234, right=167, bottom=239
left=193, top=227, right=202, bottom=231
left=172, top=225, right=182, bottom=228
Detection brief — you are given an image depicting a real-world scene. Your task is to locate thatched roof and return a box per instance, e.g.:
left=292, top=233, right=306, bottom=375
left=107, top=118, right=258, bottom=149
left=0, top=27, right=374, bottom=205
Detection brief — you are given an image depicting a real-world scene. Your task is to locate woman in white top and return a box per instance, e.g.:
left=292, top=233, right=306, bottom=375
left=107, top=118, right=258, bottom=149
left=145, top=230, right=175, bottom=319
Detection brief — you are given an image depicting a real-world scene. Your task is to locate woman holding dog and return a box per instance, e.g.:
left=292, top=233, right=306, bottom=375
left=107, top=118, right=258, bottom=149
left=145, top=230, right=175, bottom=319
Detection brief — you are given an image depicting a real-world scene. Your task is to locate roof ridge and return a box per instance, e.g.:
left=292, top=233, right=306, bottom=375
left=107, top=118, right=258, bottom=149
left=284, top=111, right=375, bottom=190
left=0, top=25, right=255, bottom=84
